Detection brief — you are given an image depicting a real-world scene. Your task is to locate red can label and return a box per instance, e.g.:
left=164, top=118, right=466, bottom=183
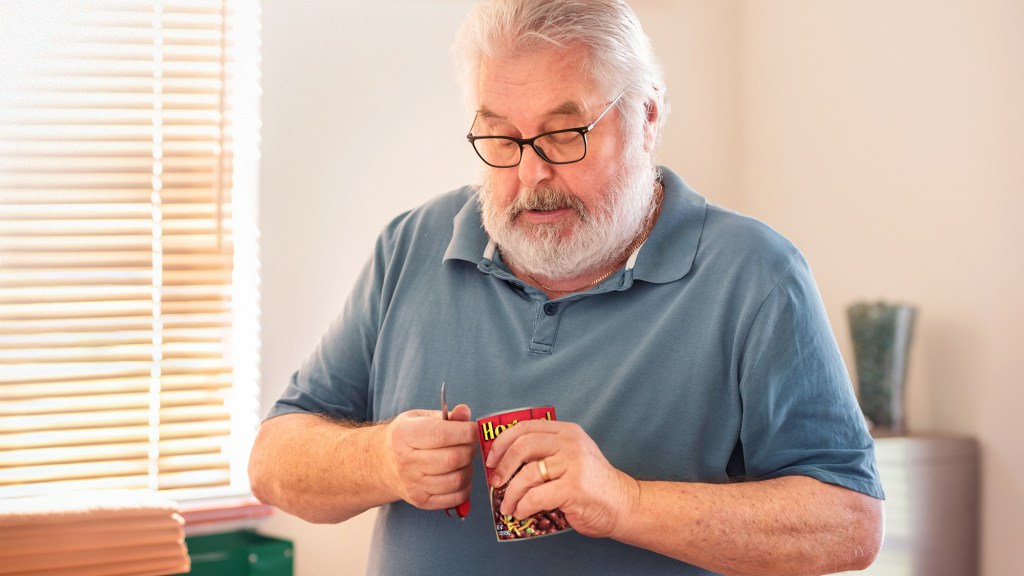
left=477, top=407, right=572, bottom=542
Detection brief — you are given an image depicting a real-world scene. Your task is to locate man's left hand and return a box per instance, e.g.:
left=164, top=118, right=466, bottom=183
left=484, top=419, right=640, bottom=539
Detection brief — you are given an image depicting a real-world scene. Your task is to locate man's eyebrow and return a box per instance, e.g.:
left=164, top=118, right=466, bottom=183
left=475, top=106, right=504, bottom=120
left=548, top=100, right=585, bottom=117
left=475, top=100, right=587, bottom=121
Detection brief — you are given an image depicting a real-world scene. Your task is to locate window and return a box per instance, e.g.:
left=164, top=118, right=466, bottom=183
left=0, top=0, right=261, bottom=502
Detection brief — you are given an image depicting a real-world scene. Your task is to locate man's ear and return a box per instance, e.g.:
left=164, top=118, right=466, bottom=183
left=642, top=95, right=660, bottom=153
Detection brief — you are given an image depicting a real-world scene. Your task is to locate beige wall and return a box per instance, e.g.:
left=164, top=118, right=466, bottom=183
left=640, top=0, right=743, bottom=208
left=739, top=3, right=1024, bottom=574
left=259, top=1, right=1023, bottom=574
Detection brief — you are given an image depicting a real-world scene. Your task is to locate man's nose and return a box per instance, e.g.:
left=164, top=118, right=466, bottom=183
left=517, top=144, right=554, bottom=188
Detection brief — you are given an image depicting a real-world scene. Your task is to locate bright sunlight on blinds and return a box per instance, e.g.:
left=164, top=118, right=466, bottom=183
left=0, top=0, right=261, bottom=501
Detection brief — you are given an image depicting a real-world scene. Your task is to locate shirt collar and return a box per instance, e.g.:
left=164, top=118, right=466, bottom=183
left=630, top=166, right=706, bottom=284
left=442, top=188, right=489, bottom=264
left=442, top=166, right=707, bottom=285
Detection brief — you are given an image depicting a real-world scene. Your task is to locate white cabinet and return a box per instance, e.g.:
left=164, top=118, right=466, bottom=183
left=843, top=436, right=979, bottom=576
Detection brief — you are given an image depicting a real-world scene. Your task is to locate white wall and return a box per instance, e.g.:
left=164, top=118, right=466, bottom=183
left=259, top=2, right=1022, bottom=575
left=258, top=2, right=479, bottom=573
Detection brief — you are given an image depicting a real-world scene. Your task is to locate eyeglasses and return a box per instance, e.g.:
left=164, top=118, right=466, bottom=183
left=466, top=92, right=624, bottom=168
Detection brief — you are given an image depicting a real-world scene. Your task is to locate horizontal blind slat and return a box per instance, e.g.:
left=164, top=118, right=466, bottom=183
left=0, top=385, right=233, bottom=423
left=0, top=443, right=150, bottom=469
left=158, top=469, right=230, bottom=491
left=0, top=476, right=150, bottom=500
left=0, top=327, right=227, bottom=350
left=0, top=426, right=150, bottom=451
left=0, top=459, right=150, bottom=486
left=0, top=410, right=151, bottom=434
left=0, top=374, right=231, bottom=401
left=157, top=453, right=229, bottom=473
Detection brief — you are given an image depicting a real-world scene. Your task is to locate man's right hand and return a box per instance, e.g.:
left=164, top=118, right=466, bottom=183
left=382, top=404, right=477, bottom=511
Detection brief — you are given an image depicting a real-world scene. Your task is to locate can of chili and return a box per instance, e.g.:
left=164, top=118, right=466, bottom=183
left=477, top=406, right=572, bottom=541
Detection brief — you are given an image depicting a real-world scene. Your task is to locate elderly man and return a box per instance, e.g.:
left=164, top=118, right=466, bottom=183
left=249, top=1, right=885, bottom=574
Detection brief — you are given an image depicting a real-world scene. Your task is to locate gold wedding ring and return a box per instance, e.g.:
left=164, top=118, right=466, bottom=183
left=538, top=459, right=551, bottom=482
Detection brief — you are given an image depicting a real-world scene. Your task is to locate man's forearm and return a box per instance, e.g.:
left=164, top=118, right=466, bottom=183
left=248, top=413, right=396, bottom=523
left=611, top=475, right=884, bottom=576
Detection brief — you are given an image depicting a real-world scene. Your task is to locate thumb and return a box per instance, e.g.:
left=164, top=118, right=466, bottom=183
left=448, top=403, right=472, bottom=422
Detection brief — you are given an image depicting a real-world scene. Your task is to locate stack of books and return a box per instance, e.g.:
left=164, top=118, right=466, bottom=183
left=0, top=490, right=189, bottom=576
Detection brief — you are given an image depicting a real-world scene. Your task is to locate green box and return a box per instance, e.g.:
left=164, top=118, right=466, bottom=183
left=178, top=530, right=293, bottom=576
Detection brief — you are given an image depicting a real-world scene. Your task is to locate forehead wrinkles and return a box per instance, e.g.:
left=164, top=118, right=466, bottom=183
left=475, top=99, right=586, bottom=122
left=475, top=46, right=599, bottom=121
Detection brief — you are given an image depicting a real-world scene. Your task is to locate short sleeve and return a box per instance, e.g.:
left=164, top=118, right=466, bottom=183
left=738, top=252, right=885, bottom=499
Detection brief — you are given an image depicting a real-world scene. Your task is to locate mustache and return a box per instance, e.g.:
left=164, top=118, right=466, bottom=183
left=508, top=187, right=588, bottom=220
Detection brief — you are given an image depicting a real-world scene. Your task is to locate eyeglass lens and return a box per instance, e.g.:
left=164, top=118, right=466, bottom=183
left=473, top=130, right=586, bottom=167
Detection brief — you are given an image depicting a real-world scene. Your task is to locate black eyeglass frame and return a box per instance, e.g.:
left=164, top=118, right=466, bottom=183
left=466, top=92, right=625, bottom=169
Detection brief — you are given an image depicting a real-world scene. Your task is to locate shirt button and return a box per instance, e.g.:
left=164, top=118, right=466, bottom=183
left=543, top=303, right=557, bottom=316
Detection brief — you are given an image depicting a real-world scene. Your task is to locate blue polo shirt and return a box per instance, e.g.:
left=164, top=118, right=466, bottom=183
left=268, top=167, right=883, bottom=576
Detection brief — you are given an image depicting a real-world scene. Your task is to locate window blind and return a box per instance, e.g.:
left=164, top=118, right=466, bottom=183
left=0, top=0, right=261, bottom=500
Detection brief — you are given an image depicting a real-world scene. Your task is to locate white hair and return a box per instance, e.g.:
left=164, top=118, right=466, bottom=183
left=452, top=0, right=669, bottom=150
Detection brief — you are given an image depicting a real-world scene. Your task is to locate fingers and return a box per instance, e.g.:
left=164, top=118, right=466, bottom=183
left=396, top=410, right=478, bottom=450
left=482, top=420, right=567, bottom=518
left=487, top=433, right=562, bottom=487
left=484, top=420, right=562, bottom=483
left=385, top=408, right=477, bottom=510
left=428, top=464, right=474, bottom=497
left=476, top=416, right=633, bottom=538
left=403, top=442, right=477, bottom=475
left=497, top=458, right=560, bottom=517
left=502, top=473, right=561, bottom=519
left=448, top=403, right=472, bottom=422
left=483, top=420, right=607, bottom=528
left=405, top=464, right=474, bottom=510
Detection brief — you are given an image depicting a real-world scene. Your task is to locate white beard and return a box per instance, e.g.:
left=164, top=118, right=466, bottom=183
left=478, top=142, right=659, bottom=281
